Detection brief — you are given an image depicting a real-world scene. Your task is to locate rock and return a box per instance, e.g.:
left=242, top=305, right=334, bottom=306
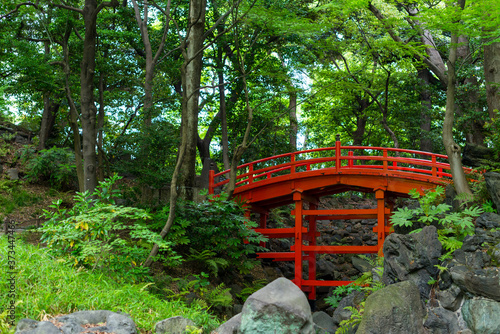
left=213, top=314, right=241, bottom=334
left=6, top=168, right=18, bottom=180
left=382, top=226, right=442, bottom=299
left=238, top=277, right=315, bottom=334
left=490, top=242, right=500, bottom=266
left=424, top=306, right=460, bottom=334
left=16, top=310, right=137, bottom=334
left=450, top=266, right=500, bottom=301
left=317, top=259, right=337, bottom=280
left=462, top=298, right=500, bottom=334
left=485, top=172, right=500, bottom=212
left=356, top=281, right=426, bottom=334
left=312, top=311, right=336, bottom=334
left=476, top=212, right=500, bottom=230
left=462, top=143, right=496, bottom=168
left=352, top=256, right=373, bottom=273
left=453, top=248, right=490, bottom=269
left=155, top=316, right=195, bottom=334
left=15, top=321, right=60, bottom=334
left=331, top=290, right=365, bottom=325
left=436, top=284, right=463, bottom=312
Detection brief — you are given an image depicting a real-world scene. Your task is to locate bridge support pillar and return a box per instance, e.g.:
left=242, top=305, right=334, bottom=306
left=292, top=190, right=304, bottom=290
left=306, top=201, right=317, bottom=300
left=259, top=212, right=268, bottom=247
left=375, top=188, right=386, bottom=256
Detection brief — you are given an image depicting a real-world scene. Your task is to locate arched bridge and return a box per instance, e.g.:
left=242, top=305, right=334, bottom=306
left=209, top=140, right=473, bottom=300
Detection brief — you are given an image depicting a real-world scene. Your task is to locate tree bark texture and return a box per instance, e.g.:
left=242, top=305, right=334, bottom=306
left=484, top=41, right=500, bottom=118
left=418, top=69, right=433, bottom=152
left=178, top=0, right=206, bottom=201
left=443, top=0, right=472, bottom=196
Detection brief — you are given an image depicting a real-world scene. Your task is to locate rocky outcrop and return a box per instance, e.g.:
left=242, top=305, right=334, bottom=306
left=15, top=310, right=137, bottom=334
left=382, top=225, right=442, bottom=299
left=356, top=281, right=426, bottom=334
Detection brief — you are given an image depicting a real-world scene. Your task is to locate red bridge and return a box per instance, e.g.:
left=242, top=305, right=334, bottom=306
left=209, top=140, right=471, bottom=300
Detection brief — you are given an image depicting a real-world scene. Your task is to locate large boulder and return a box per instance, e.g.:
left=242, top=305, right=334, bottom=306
left=450, top=266, right=500, bottom=301
left=213, top=314, right=241, bottom=334
left=15, top=310, right=137, bottom=334
left=484, top=172, right=500, bottom=212
left=462, top=298, right=500, bottom=334
left=356, top=281, right=426, bottom=334
left=382, top=226, right=442, bottom=299
left=238, top=277, right=315, bottom=334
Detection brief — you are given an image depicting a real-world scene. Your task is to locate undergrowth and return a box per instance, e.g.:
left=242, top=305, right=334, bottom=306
left=0, top=237, right=220, bottom=333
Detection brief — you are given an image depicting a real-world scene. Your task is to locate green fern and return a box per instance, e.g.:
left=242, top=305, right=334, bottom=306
left=336, top=302, right=365, bottom=334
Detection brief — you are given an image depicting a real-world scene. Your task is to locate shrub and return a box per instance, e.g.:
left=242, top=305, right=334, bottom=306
left=24, top=146, right=77, bottom=190
left=39, top=174, right=181, bottom=283
left=390, top=186, right=483, bottom=251
left=172, top=191, right=267, bottom=274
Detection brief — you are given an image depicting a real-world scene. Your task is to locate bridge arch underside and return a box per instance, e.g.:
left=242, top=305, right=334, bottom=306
left=235, top=172, right=445, bottom=300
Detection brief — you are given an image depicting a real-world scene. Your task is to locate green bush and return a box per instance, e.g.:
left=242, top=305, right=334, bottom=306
left=39, top=174, right=182, bottom=283
left=24, top=146, right=77, bottom=190
left=0, top=237, right=219, bottom=333
left=171, top=191, right=267, bottom=274
left=391, top=186, right=483, bottom=251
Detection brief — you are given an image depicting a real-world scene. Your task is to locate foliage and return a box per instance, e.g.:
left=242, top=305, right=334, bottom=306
left=166, top=274, right=233, bottom=309
left=0, top=180, right=41, bottom=219
left=236, top=279, right=269, bottom=302
left=173, top=191, right=267, bottom=274
left=38, top=174, right=181, bottom=282
left=0, top=309, right=15, bottom=334
left=186, top=249, right=229, bottom=276
left=391, top=186, right=483, bottom=251
left=24, top=147, right=77, bottom=190
left=336, top=302, right=365, bottom=334
left=324, top=284, right=363, bottom=309
left=0, top=237, right=220, bottom=333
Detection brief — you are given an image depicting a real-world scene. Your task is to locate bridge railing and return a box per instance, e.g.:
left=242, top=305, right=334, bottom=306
left=209, top=141, right=475, bottom=194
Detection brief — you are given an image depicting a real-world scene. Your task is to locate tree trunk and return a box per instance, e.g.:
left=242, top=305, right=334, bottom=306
left=97, top=71, right=106, bottom=182
left=38, top=94, right=60, bottom=151
left=61, top=25, right=84, bottom=191
left=38, top=42, right=60, bottom=151
left=484, top=41, right=500, bottom=118
left=289, top=91, right=297, bottom=151
left=178, top=0, right=206, bottom=201
left=443, top=0, right=472, bottom=196
left=80, top=0, right=99, bottom=193
left=418, top=69, right=433, bottom=152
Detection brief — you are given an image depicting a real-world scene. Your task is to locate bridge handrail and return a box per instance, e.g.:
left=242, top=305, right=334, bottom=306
left=209, top=141, right=475, bottom=194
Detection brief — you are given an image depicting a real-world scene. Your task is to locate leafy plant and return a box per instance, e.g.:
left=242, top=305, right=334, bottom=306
left=24, top=146, right=77, bottom=190
left=390, top=186, right=483, bottom=251
left=174, top=191, right=268, bottom=274
left=236, top=279, right=269, bottom=301
left=325, top=284, right=364, bottom=309
left=167, top=273, right=233, bottom=309
left=336, top=302, right=365, bottom=334
left=38, top=174, right=180, bottom=282
left=186, top=249, right=229, bottom=276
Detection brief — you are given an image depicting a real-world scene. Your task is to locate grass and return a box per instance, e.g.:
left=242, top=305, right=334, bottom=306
left=0, top=236, right=220, bottom=333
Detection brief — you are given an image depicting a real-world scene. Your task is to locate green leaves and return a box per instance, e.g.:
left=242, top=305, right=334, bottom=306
left=391, top=186, right=483, bottom=252
left=38, top=174, right=176, bottom=283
